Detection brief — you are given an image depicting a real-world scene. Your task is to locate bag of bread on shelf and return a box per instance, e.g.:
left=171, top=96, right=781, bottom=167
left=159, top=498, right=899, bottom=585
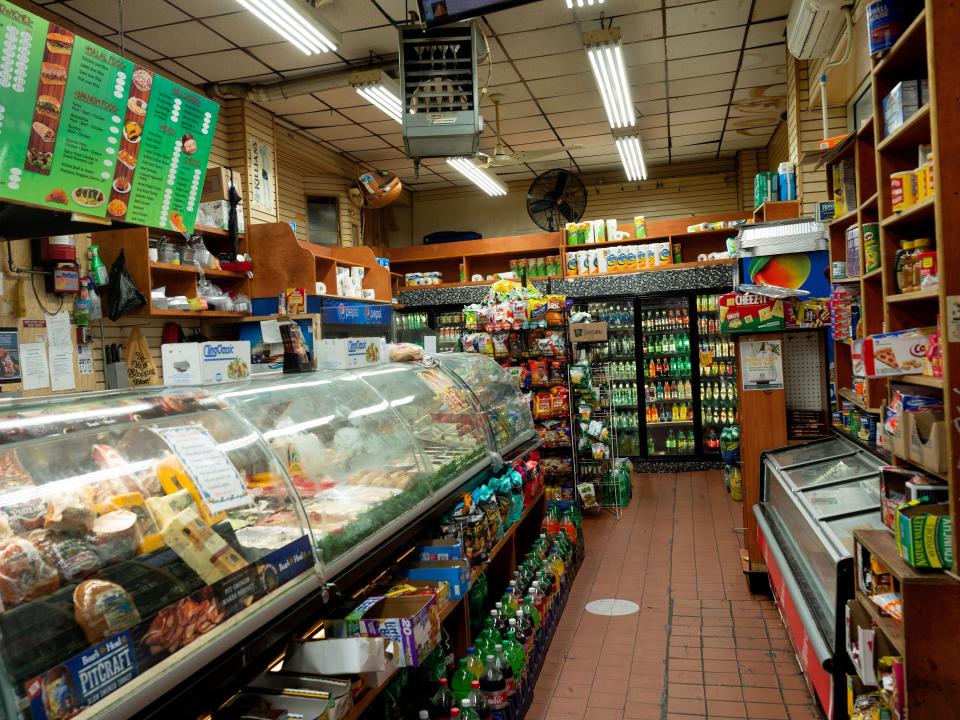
left=0, top=537, right=60, bottom=608
left=44, top=487, right=96, bottom=534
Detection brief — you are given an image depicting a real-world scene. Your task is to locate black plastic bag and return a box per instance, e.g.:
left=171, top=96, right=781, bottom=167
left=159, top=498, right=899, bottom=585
left=108, top=249, right=146, bottom=321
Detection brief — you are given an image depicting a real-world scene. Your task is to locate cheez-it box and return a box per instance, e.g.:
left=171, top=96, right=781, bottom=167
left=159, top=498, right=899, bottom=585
left=719, top=292, right=785, bottom=333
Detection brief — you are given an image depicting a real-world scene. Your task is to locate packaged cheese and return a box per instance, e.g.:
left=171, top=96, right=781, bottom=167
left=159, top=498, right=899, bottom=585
left=156, top=455, right=226, bottom=527
left=161, top=507, right=247, bottom=584
left=145, top=488, right=196, bottom=531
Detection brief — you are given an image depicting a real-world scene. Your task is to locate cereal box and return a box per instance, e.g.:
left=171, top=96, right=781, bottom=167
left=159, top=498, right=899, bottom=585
left=719, top=292, right=785, bottom=333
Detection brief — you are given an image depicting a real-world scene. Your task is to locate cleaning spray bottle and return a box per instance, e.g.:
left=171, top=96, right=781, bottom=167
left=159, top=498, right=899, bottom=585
left=89, top=245, right=108, bottom=287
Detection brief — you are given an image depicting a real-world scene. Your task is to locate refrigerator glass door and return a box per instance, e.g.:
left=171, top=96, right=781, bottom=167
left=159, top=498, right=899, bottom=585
left=801, top=479, right=882, bottom=520
left=783, top=454, right=880, bottom=489
left=695, top=293, right=738, bottom=456
left=640, top=296, right=695, bottom=457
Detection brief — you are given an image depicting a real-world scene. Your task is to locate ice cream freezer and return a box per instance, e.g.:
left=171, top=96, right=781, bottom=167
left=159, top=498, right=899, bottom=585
left=754, top=435, right=887, bottom=720
left=0, top=353, right=536, bottom=720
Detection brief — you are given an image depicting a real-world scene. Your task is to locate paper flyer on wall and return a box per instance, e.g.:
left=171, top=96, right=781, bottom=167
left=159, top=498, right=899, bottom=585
left=740, top=339, right=784, bottom=390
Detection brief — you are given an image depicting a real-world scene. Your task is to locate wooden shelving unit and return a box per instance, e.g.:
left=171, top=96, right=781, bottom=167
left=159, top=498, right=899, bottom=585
left=753, top=200, right=800, bottom=222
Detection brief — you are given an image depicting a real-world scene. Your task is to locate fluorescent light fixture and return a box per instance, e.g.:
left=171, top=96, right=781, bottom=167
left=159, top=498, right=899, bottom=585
left=236, top=0, right=340, bottom=55
left=584, top=27, right=635, bottom=130
left=447, top=157, right=508, bottom=197
left=614, top=132, right=647, bottom=181
left=350, top=69, right=403, bottom=124
left=566, top=0, right=604, bottom=6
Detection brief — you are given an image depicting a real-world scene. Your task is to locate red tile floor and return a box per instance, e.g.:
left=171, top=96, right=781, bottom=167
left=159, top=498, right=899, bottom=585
left=527, top=472, right=824, bottom=720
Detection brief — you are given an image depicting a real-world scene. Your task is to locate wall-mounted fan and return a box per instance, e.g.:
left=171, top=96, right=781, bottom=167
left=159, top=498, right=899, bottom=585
left=477, top=93, right=582, bottom=169
left=527, top=169, right=587, bottom=232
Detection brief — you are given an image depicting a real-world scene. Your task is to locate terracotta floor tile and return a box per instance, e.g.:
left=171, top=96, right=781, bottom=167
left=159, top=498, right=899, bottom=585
left=745, top=702, right=789, bottom=719
left=703, top=648, right=737, bottom=662
left=668, top=683, right=705, bottom=700
left=629, top=673, right=666, bottom=690
left=588, top=689, right=627, bottom=710
left=668, top=669, right=704, bottom=686
left=707, top=699, right=748, bottom=717
left=703, top=671, right=741, bottom=686
left=668, top=696, right=706, bottom=714
left=706, top=685, right=744, bottom=702
left=623, top=702, right=662, bottom=719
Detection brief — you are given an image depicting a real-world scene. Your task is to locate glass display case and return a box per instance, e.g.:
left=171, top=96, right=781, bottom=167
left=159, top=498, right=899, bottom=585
left=754, top=435, right=887, bottom=719
left=0, top=389, right=316, bottom=720
left=0, top=358, right=536, bottom=720
left=437, top=353, right=538, bottom=457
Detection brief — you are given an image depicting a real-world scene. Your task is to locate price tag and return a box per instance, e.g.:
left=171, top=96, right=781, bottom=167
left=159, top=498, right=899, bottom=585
left=157, top=425, right=251, bottom=513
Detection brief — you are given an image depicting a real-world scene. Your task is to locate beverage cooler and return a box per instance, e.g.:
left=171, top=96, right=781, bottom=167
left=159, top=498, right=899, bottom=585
left=571, top=292, right=739, bottom=461
left=393, top=307, right=463, bottom=352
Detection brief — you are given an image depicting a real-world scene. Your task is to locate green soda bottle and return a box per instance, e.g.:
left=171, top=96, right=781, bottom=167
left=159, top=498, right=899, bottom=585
left=452, top=658, right=474, bottom=702
left=460, top=698, right=481, bottom=720
left=522, top=595, right=542, bottom=631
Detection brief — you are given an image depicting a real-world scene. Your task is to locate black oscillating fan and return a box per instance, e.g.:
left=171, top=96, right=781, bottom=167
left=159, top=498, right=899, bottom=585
left=526, top=169, right=587, bottom=231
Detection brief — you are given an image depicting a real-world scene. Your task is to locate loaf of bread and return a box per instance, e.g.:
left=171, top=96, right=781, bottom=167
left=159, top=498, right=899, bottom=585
left=0, top=537, right=60, bottom=608
left=73, top=579, right=141, bottom=643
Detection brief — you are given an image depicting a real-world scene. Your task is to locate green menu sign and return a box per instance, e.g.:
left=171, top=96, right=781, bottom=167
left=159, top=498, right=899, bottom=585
left=0, top=0, right=219, bottom=232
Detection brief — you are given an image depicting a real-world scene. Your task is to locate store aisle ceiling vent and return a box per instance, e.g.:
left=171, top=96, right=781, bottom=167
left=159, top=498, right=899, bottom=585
left=36, top=0, right=792, bottom=191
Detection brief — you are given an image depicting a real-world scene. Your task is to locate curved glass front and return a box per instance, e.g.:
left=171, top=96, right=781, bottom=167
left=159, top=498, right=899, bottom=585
left=0, top=389, right=312, bottom=719
left=437, top=353, right=537, bottom=454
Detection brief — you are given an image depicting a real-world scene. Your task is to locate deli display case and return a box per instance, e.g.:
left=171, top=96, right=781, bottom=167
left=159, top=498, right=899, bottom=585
left=0, top=356, right=535, bottom=720
left=754, top=435, right=888, bottom=720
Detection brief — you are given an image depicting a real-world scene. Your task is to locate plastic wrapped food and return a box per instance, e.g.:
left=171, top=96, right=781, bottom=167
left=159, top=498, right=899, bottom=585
left=29, top=529, right=101, bottom=584
left=43, top=488, right=96, bottom=534
left=0, top=449, right=33, bottom=490
left=90, top=510, right=141, bottom=564
left=73, top=579, right=141, bottom=643
left=389, top=342, right=424, bottom=362
left=0, top=537, right=60, bottom=608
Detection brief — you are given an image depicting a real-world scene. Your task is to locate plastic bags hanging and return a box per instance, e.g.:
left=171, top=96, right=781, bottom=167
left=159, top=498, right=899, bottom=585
left=107, top=249, right=146, bottom=321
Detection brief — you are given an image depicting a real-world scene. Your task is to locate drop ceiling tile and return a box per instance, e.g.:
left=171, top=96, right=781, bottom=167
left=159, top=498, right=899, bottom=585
left=742, top=43, right=786, bottom=70
left=509, top=140, right=569, bottom=154
left=481, top=82, right=534, bottom=104
left=156, top=58, right=208, bottom=86
left=489, top=62, right=523, bottom=85
left=258, top=95, right=327, bottom=115
left=311, top=2, right=394, bottom=32
left=375, top=158, right=416, bottom=170
left=634, top=80, right=668, bottom=102
left=102, top=35, right=163, bottom=61
left=485, top=4, right=570, bottom=34
left=341, top=104, right=398, bottom=123
left=489, top=100, right=541, bottom=120
left=646, top=149, right=669, bottom=160
left=729, top=96, right=785, bottom=122
left=514, top=53, right=589, bottom=82
left=669, top=90, right=731, bottom=111
left=362, top=119, right=401, bottom=136
left=338, top=26, right=398, bottom=61
left=202, top=11, right=281, bottom=47
left=352, top=148, right=406, bottom=162
left=176, top=49, right=272, bottom=82
left=229, top=72, right=284, bottom=84
left=369, top=0, right=407, bottom=24
left=668, top=52, right=739, bottom=81
left=666, top=0, right=750, bottom=35
left=576, top=155, right=622, bottom=167
left=49, top=6, right=115, bottom=37
left=641, top=137, right=669, bottom=150
left=669, top=72, right=735, bottom=96
left=249, top=42, right=343, bottom=72
left=316, top=85, right=366, bottom=109
left=499, top=26, right=582, bottom=61
left=667, top=107, right=726, bottom=129
left=569, top=146, right=616, bottom=159
left=746, top=20, right=787, bottom=49
left=167, top=0, right=240, bottom=17
left=623, top=40, right=667, bottom=66
left=753, top=0, right=791, bottom=21
left=672, top=119, right=725, bottom=136
left=307, top=124, right=370, bottom=141
left=503, top=129, right=560, bottom=145
left=65, top=0, right=188, bottom=31
left=666, top=26, right=744, bottom=59
left=736, top=65, right=787, bottom=88
left=547, top=108, right=609, bottom=128
left=535, top=91, right=595, bottom=113
left=527, top=73, right=597, bottom=98
left=725, top=119, right=778, bottom=135
left=636, top=99, right=669, bottom=116
left=497, top=116, right=552, bottom=134
left=672, top=132, right=722, bottom=147
left=556, top=122, right=612, bottom=141
left=410, top=181, right=453, bottom=190
left=618, top=9, right=666, bottom=43
left=672, top=142, right=720, bottom=156
left=732, top=84, right=786, bottom=102
left=331, top=135, right=390, bottom=152
left=642, top=126, right=669, bottom=140
left=721, top=135, right=774, bottom=149
left=627, top=61, right=666, bottom=88
left=635, top=113, right=668, bottom=130
left=130, top=21, right=234, bottom=55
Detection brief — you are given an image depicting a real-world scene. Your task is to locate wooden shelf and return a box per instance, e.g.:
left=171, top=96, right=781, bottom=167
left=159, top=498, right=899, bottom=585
left=191, top=224, right=245, bottom=239
left=753, top=200, right=800, bottom=222
left=881, top=196, right=936, bottom=229
left=815, top=132, right=856, bottom=170
left=838, top=387, right=881, bottom=414
left=859, top=192, right=879, bottom=211
left=564, top=225, right=739, bottom=251
left=878, top=104, right=931, bottom=152
left=890, top=448, right=948, bottom=481
left=857, top=114, right=875, bottom=137
left=828, top=208, right=859, bottom=228
left=873, top=9, right=927, bottom=78
left=149, top=261, right=247, bottom=279
left=888, top=374, right=943, bottom=389
left=563, top=258, right=735, bottom=280
left=833, top=276, right=861, bottom=284
left=886, top=286, right=941, bottom=304
left=856, top=528, right=941, bottom=584
left=147, top=308, right=248, bottom=318
left=862, top=266, right=884, bottom=281
left=856, top=590, right=905, bottom=654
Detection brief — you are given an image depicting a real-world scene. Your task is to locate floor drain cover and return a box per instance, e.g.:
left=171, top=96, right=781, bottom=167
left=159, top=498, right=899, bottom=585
left=584, top=599, right=640, bottom=616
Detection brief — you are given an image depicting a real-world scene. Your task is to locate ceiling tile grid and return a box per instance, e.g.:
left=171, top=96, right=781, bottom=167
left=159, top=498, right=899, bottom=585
left=39, top=0, right=790, bottom=189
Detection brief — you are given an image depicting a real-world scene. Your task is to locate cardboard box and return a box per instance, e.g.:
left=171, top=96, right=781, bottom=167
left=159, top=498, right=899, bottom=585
left=202, top=165, right=238, bottom=203
left=402, top=559, right=471, bottom=600
left=197, top=199, right=245, bottom=232
left=346, top=595, right=440, bottom=668
left=416, top=539, right=463, bottom=562
left=862, top=331, right=930, bottom=377
left=881, top=407, right=909, bottom=460
left=568, top=322, right=608, bottom=343
left=719, top=292, right=785, bottom=333
left=883, top=80, right=921, bottom=136
left=896, top=502, right=952, bottom=569
left=315, top=337, right=385, bottom=370
left=908, top=409, right=947, bottom=474
left=161, top=341, right=251, bottom=386
left=283, top=637, right=394, bottom=676
left=215, top=691, right=329, bottom=720
left=248, top=673, right=353, bottom=720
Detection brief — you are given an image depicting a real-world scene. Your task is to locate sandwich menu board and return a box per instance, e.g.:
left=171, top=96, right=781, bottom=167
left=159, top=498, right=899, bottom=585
left=0, top=0, right=219, bottom=232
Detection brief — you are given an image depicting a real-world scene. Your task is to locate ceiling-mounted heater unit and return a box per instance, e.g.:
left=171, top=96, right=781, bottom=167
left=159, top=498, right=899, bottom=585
left=399, top=21, right=483, bottom=159
left=787, top=0, right=848, bottom=59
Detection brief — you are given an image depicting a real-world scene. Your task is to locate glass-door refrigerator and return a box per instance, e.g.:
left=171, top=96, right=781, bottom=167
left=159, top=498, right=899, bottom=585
left=695, top=293, right=739, bottom=456
left=638, top=296, right=697, bottom=457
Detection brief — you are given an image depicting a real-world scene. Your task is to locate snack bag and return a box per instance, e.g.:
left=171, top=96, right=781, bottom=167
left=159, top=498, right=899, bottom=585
left=492, top=332, right=510, bottom=359
left=545, top=295, right=565, bottom=326
left=577, top=483, right=598, bottom=509
left=550, top=386, right=569, bottom=415
left=533, top=391, right=554, bottom=419
left=528, top=299, right=548, bottom=327
left=529, top=359, right=549, bottom=385
left=569, top=361, right=589, bottom=388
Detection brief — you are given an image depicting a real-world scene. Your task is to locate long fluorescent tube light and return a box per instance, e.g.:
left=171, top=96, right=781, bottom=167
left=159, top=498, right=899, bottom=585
left=614, top=131, right=648, bottom=181
left=566, top=0, right=604, bottom=7
left=350, top=69, right=403, bottom=124
left=236, top=0, right=340, bottom=55
left=447, top=157, right=508, bottom=197
left=584, top=27, right=634, bottom=129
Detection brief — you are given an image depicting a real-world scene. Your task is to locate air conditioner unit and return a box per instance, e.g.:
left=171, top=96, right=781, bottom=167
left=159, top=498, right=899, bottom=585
left=787, top=0, right=849, bottom=59
left=399, top=21, right=483, bottom=159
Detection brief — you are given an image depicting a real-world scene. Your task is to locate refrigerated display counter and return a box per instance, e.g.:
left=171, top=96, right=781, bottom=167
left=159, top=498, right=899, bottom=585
left=754, top=435, right=887, bottom=719
left=0, top=357, right=535, bottom=720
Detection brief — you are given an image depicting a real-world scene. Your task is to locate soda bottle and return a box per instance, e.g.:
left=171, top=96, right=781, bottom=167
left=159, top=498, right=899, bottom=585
left=493, top=643, right=515, bottom=703
left=504, top=628, right=527, bottom=700
left=453, top=658, right=475, bottom=702
left=431, top=678, right=455, bottom=720
left=521, top=595, right=542, bottom=631
left=467, top=680, right=491, bottom=720
left=529, top=580, right=548, bottom=619
left=493, top=605, right=509, bottom=637
left=460, top=698, right=481, bottom=720
left=466, top=646, right=485, bottom=679
left=421, top=712, right=430, bottom=720
left=451, top=709, right=461, bottom=719
left=515, top=609, right=535, bottom=656
left=481, top=654, right=508, bottom=715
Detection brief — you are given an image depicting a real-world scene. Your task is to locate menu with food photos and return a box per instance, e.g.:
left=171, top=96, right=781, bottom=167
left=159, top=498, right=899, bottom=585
left=0, top=0, right=219, bottom=232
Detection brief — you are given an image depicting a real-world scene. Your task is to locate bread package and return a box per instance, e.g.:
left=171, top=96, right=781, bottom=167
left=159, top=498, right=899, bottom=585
left=73, top=579, right=141, bottom=643
left=0, top=538, right=60, bottom=608
left=29, top=529, right=101, bottom=584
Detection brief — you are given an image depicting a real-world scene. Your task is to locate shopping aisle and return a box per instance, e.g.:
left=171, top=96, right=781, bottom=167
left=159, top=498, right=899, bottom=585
left=529, top=472, right=823, bottom=720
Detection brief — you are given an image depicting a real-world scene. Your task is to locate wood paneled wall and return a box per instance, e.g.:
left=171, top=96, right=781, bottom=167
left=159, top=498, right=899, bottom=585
left=766, top=121, right=789, bottom=172
left=737, top=148, right=768, bottom=211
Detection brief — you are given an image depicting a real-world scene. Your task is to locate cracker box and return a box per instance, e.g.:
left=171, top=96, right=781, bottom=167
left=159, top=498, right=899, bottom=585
left=862, top=331, right=931, bottom=377
left=719, top=292, right=785, bottom=333
left=896, top=502, right=952, bottom=569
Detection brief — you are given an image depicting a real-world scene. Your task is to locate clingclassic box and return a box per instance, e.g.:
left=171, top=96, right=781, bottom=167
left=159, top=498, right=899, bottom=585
left=315, top=337, right=385, bottom=370
left=345, top=595, right=440, bottom=668
left=161, top=341, right=251, bottom=386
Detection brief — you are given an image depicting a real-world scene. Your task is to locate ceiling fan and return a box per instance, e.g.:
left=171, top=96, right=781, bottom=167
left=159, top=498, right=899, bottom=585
left=475, top=93, right=582, bottom=169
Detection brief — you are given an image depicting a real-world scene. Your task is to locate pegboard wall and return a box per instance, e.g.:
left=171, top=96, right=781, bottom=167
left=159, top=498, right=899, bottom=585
left=782, top=331, right=828, bottom=411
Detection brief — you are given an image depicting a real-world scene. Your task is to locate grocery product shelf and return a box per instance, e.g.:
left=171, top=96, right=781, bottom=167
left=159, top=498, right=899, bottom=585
left=855, top=591, right=904, bottom=655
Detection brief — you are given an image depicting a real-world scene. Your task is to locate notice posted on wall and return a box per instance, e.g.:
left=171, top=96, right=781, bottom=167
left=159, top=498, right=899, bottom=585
left=740, top=339, right=784, bottom=391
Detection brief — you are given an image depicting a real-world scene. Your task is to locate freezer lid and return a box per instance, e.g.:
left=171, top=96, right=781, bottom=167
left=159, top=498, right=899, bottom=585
left=784, top=453, right=882, bottom=489
left=765, top=437, right=857, bottom=470
left=801, top=478, right=882, bottom=521
left=822, top=511, right=889, bottom=555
